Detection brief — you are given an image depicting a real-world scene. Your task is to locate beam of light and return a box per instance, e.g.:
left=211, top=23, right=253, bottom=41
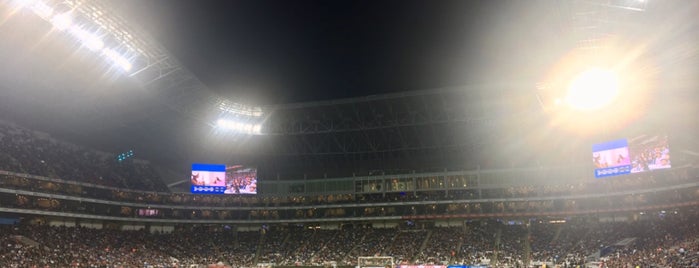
left=216, top=119, right=262, bottom=135
left=102, top=48, right=132, bottom=71
left=69, top=26, right=104, bottom=51
left=564, top=68, right=620, bottom=111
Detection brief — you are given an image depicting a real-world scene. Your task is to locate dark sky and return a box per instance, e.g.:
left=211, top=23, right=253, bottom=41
left=114, top=0, right=567, bottom=105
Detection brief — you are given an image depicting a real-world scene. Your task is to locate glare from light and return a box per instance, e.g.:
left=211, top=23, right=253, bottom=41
left=11, top=0, right=142, bottom=75
left=30, top=1, right=53, bottom=19
left=216, top=119, right=262, bottom=135
left=10, top=0, right=35, bottom=9
left=102, top=48, right=132, bottom=71
left=565, top=68, right=620, bottom=111
left=14, top=0, right=54, bottom=19
left=50, top=12, right=72, bottom=31
left=69, top=26, right=104, bottom=51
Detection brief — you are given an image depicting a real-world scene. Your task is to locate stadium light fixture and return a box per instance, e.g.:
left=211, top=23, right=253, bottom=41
left=564, top=68, right=619, bottom=111
left=216, top=119, right=262, bottom=135
left=32, top=2, right=52, bottom=19
left=11, top=0, right=54, bottom=19
left=50, top=12, right=72, bottom=31
left=102, top=48, right=133, bottom=72
left=9, top=1, right=139, bottom=73
left=218, top=101, right=264, bottom=117
left=69, top=26, right=104, bottom=51
left=252, top=124, right=262, bottom=134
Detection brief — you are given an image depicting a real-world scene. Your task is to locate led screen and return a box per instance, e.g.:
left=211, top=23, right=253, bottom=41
left=224, top=165, right=257, bottom=194
left=191, top=163, right=257, bottom=194
left=593, top=135, right=670, bottom=178
left=191, top=163, right=227, bottom=194
left=593, top=139, right=631, bottom=177
left=628, top=135, right=671, bottom=173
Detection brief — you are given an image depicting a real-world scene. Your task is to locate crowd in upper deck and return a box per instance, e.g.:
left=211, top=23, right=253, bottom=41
left=1, top=121, right=697, bottom=210
left=0, top=122, right=168, bottom=192
left=0, top=120, right=698, bottom=266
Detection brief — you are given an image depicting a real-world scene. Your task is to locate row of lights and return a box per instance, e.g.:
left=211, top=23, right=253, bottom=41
left=10, top=0, right=134, bottom=71
left=218, top=101, right=264, bottom=117
left=116, top=149, right=134, bottom=162
left=216, top=101, right=265, bottom=134
left=216, top=119, right=262, bottom=135
left=13, top=0, right=263, bottom=135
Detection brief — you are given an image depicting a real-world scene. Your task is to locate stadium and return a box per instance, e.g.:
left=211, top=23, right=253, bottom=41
left=0, top=0, right=698, bottom=267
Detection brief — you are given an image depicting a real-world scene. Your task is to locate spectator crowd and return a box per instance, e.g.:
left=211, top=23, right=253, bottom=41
left=1, top=117, right=699, bottom=268
left=0, top=122, right=167, bottom=192
left=0, top=211, right=698, bottom=267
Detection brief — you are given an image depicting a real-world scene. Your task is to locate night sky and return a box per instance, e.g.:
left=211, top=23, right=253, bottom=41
left=114, top=0, right=568, bottom=105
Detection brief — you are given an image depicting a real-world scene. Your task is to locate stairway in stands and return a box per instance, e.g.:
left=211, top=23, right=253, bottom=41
left=419, top=229, right=433, bottom=253
left=492, top=227, right=502, bottom=264
left=523, top=225, right=532, bottom=265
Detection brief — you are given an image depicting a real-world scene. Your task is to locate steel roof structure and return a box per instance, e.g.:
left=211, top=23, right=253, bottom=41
left=0, top=0, right=697, bottom=188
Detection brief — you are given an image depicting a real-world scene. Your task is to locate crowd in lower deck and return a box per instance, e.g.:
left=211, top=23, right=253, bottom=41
left=1, top=210, right=698, bottom=267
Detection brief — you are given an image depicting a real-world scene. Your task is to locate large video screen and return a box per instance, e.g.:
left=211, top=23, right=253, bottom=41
left=593, top=135, right=670, bottom=178
left=224, top=165, right=257, bottom=194
left=191, top=163, right=257, bottom=194
left=191, top=163, right=227, bottom=194
left=592, top=139, right=632, bottom=177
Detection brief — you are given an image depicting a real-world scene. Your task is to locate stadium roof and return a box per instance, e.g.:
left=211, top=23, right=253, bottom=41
left=0, top=0, right=697, bottom=183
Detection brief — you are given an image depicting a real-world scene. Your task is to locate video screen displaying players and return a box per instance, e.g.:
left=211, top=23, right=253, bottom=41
left=593, top=135, right=670, bottom=178
left=190, top=163, right=257, bottom=194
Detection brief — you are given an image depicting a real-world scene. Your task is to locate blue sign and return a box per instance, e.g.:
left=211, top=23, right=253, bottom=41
left=190, top=185, right=227, bottom=194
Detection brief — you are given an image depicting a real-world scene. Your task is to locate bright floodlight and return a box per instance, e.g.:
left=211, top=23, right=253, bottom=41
left=50, top=12, right=72, bottom=31
left=12, top=0, right=54, bottom=19
left=216, top=119, right=262, bottom=135
left=218, top=102, right=264, bottom=117
left=31, top=1, right=53, bottom=19
left=564, top=68, right=620, bottom=111
left=69, top=26, right=104, bottom=51
left=102, top=48, right=132, bottom=71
